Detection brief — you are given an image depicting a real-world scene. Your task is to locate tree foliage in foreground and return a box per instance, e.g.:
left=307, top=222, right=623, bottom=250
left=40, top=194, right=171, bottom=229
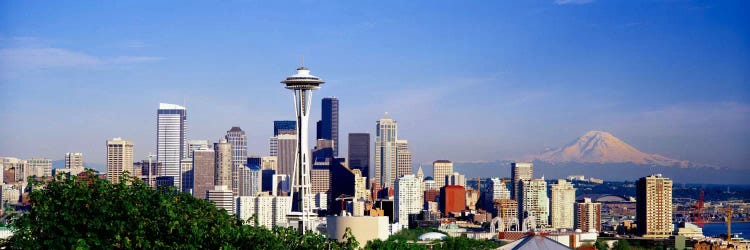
left=6, top=171, right=357, bottom=249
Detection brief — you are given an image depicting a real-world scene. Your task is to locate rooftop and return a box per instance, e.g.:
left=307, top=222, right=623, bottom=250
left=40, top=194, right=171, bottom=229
left=159, top=103, right=186, bottom=110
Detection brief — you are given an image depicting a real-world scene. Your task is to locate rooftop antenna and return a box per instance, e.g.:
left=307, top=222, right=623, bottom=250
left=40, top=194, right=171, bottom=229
left=301, top=54, right=304, bottom=67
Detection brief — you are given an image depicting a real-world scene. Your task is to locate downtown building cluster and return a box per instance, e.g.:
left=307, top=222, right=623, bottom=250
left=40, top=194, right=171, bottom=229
left=0, top=66, right=683, bottom=247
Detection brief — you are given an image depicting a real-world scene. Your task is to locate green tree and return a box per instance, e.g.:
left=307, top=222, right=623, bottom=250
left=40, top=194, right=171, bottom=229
left=614, top=239, right=630, bottom=250
left=7, top=171, right=356, bottom=250
left=594, top=239, right=609, bottom=250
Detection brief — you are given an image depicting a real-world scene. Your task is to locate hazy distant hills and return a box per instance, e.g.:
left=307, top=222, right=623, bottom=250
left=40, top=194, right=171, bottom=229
left=529, top=130, right=699, bottom=168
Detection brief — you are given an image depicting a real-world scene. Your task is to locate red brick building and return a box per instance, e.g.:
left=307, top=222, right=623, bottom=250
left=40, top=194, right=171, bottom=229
left=424, top=189, right=439, bottom=203
left=440, top=185, right=466, bottom=217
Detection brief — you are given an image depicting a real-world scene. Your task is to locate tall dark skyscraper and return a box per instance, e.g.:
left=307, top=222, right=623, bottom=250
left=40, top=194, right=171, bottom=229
left=321, top=97, right=339, bottom=156
left=273, top=120, right=296, bottom=136
left=348, top=133, right=370, bottom=187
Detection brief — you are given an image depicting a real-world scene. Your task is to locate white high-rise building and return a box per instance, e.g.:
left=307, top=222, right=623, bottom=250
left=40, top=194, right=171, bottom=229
left=484, top=178, right=511, bottom=211
left=207, top=185, right=234, bottom=215
left=432, top=160, right=453, bottom=189
left=187, top=140, right=209, bottom=158
left=550, top=179, right=576, bottom=230
left=225, top=127, right=247, bottom=196
left=519, top=178, right=549, bottom=228
left=65, top=152, right=84, bottom=170
left=375, top=113, right=398, bottom=188
left=26, top=158, right=52, bottom=177
left=247, top=163, right=262, bottom=196
left=157, top=103, right=187, bottom=189
left=237, top=195, right=292, bottom=229
left=395, top=174, right=423, bottom=228
left=106, top=138, right=134, bottom=184
left=445, top=172, right=466, bottom=187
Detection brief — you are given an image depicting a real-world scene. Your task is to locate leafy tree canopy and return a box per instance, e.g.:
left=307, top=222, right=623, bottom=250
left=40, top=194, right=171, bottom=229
left=6, top=171, right=357, bottom=250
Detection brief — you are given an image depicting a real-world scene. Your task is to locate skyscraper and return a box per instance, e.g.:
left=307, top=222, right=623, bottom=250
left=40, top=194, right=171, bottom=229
left=65, top=152, right=84, bottom=170
left=192, top=146, right=215, bottom=199
left=207, top=185, right=234, bottom=215
left=261, top=156, right=277, bottom=171
left=440, top=185, right=466, bottom=217
left=375, top=114, right=398, bottom=188
left=395, top=174, right=422, bottom=228
left=483, top=178, right=511, bottom=212
left=270, top=121, right=296, bottom=157
left=636, top=174, right=673, bottom=238
left=432, top=160, right=453, bottom=189
left=348, top=133, right=370, bottom=187
left=575, top=198, right=602, bottom=232
left=550, top=179, right=576, bottom=229
left=396, top=140, right=412, bottom=178
left=214, top=139, right=232, bottom=190
left=445, top=172, right=466, bottom=187
left=311, top=139, right=334, bottom=162
left=106, top=137, right=134, bottom=184
left=181, top=158, right=193, bottom=193
left=226, top=127, right=247, bottom=196
left=280, top=65, right=325, bottom=233
left=329, top=158, right=359, bottom=215
left=187, top=140, right=209, bottom=158
left=518, top=178, right=549, bottom=228
left=320, top=97, right=339, bottom=156
left=237, top=195, right=292, bottom=229
left=511, top=162, right=533, bottom=200
left=246, top=156, right=262, bottom=196
left=157, top=103, right=187, bottom=189
left=26, top=158, right=52, bottom=177
left=311, top=163, right=330, bottom=195
left=273, top=120, right=296, bottom=136
left=276, top=133, right=297, bottom=184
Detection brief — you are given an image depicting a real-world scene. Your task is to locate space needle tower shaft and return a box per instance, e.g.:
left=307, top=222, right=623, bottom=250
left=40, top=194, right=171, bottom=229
left=281, top=64, right=325, bottom=233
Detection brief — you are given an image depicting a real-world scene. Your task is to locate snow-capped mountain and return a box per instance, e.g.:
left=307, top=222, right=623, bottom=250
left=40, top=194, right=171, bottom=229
left=531, top=131, right=692, bottom=167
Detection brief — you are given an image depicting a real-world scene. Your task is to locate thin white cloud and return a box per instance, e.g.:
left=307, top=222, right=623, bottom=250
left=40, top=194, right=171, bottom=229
left=0, top=46, right=163, bottom=73
left=554, top=0, right=594, bottom=5
left=0, top=47, right=102, bottom=69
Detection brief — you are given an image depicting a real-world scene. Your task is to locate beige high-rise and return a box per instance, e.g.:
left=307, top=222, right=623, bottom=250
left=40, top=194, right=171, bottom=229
left=214, top=139, right=232, bottom=189
left=432, top=160, right=453, bottom=189
left=107, top=137, right=134, bottom=184
left=636, top=174, right=673, bottom=238
left=375, top=114, right=398, bottom=188
left=550, top=179, right=576, bottom=229
left=396, top=140, right=412, bottom=178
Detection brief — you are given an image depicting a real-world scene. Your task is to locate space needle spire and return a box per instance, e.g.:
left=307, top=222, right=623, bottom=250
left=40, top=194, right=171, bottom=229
left=281, top=63, right=325, bottom=233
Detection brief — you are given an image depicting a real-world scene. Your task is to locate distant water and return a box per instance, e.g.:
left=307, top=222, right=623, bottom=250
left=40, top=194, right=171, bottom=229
left=702, top=222, right=750, bottom=238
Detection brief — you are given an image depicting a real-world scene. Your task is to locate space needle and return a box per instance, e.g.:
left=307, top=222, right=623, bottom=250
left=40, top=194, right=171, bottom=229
left=281, top=63, right=325, bottom=233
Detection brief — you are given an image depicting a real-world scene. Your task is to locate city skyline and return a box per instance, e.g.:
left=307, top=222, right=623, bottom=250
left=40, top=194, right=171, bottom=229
left=1, top=1, right=748, bottom=170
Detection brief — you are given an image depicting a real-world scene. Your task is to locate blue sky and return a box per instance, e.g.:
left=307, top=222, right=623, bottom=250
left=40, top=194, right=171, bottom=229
left=0, top=1, right=748, bottom=169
